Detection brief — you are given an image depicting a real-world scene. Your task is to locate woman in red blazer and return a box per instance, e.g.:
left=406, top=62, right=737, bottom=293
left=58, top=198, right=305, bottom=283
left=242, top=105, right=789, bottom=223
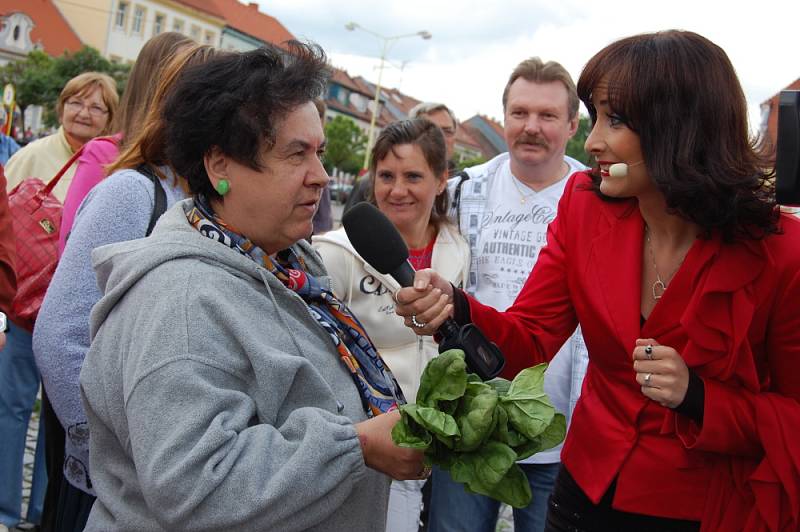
left=396, top=30, right=800, bottom=532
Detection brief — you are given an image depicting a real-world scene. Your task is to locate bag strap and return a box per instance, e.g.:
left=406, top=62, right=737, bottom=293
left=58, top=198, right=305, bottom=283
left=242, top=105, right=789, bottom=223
left=451, top=170, right=470, bottom=225
left=43, top=145, right=86, bottom=195
left=137, top=164, right=168, bottom=236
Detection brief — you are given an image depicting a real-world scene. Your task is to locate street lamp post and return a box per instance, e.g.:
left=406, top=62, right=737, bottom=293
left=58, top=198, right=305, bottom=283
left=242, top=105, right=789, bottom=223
left=345, top=22, right=431, bottom=171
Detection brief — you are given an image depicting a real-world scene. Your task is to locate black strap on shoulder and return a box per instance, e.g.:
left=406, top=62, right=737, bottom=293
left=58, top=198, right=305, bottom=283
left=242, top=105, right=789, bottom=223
left=137, top=164, right=167, bottom=236
left=451, top=170, right=470, bottom=224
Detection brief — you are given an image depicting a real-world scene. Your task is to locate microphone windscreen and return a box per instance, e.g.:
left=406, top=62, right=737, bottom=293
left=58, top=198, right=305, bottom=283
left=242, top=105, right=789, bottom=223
left=342, top=203, right=409, bottom=275
left=608, top=163, right=628, bottom=177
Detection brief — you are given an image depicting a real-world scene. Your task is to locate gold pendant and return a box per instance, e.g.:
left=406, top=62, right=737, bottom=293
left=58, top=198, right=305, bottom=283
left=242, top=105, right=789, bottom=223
left=652, top=280, right=666, bottom=300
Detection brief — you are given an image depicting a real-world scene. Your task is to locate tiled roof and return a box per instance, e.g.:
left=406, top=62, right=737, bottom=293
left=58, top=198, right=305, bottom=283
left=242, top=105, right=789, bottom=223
left=327, top=70, right=491, bottom=157
left=454, top=125, right=482, bottom=151
left=762, top=78, right=800, bottom=106
left=176, top=0, right=294, bottom=46
left=172, top=0, right=224, bottom=18
left=331, top=67, right=367, bottom=94
left=0, top=0, right=82, bottom=56
left=463, top=115, right=508, bottom=157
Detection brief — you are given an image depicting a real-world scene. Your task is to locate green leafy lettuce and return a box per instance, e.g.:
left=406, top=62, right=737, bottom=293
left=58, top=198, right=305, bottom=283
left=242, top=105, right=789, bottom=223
left=391, top=350, right=566, bottom=508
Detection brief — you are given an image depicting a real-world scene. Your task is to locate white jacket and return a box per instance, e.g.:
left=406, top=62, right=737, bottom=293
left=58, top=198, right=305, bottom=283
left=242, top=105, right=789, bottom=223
left=313, top=223, right=469, bottom=402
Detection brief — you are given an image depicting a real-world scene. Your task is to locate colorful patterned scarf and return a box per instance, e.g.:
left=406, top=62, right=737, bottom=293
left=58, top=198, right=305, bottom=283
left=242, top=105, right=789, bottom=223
left=187, top=196, right=404, bottom=417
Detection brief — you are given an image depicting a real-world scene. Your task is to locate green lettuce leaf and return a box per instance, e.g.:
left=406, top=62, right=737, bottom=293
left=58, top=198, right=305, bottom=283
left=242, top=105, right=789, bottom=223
left=403, top=404, right=460, bottom=449
left=453, top=381, right=498, bottom=452
left=449, top=441, right=517, bottom=492
left=416, top=350, right=468, bottom=407
left=501, top=364, right=556, bottom=440
left=489, top=462, right=533, bottom=508
left=391, top=413, right=432, bottom=449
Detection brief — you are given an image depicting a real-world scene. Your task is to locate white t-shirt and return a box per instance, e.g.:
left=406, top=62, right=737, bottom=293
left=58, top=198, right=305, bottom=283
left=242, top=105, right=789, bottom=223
left=473, top=157, right=587, bottom=464
left=474, top=159, right=582, bottom=310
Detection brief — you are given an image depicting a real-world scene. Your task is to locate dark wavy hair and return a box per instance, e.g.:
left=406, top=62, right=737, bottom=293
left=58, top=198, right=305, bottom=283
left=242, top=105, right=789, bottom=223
left=576, top=30, right=778, bottom=241
left=163, top=42, right=331, bottom=199
left=367, top=118, right=451, bottom=228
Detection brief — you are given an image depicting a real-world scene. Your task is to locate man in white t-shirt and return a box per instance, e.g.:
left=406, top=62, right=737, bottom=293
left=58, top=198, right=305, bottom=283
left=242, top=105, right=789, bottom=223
left=430, top=57, right=589, bottom=532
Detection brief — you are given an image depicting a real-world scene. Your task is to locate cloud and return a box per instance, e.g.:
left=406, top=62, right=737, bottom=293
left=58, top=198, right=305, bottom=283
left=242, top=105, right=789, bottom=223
left=257, top=0, right=800, bottom=131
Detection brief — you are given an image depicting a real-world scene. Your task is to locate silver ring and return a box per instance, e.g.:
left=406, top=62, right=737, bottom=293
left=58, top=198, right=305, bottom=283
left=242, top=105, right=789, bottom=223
left=645, top=345, right=654, bottom=360
left=411, top=315, right=426, bottom=328
left=644, top=372, right=652, bottom=386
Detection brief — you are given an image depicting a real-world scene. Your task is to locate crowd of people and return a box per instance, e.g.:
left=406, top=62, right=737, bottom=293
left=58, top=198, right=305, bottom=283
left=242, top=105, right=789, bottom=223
left=0, top=27, right=798, bottom=532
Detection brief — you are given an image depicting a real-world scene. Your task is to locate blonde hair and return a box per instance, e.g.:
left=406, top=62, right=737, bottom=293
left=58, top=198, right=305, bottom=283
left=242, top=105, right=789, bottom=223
left=56, top=72, right=119, bottom=135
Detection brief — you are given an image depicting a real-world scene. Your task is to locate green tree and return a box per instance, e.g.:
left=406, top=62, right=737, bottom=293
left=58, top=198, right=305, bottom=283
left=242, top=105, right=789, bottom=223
left=0, top=50, right=55, bottom=108
left=457, top=155, right=487, bottom=172
left=323, top=115, right=367, bottom=176
left=0, top=46, right=129, bottom=130
left=566, top=114, right=592, bottom=166
left=52, top=46, right=129, bottom=95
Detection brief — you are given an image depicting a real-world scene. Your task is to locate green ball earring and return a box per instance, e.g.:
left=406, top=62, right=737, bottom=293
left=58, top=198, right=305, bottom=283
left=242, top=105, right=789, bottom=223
left=215, top=179, right=230, bottom=196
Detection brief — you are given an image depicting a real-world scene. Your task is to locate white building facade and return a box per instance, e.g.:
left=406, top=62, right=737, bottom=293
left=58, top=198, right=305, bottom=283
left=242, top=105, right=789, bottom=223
left=104, top=0, right=223, bottom=62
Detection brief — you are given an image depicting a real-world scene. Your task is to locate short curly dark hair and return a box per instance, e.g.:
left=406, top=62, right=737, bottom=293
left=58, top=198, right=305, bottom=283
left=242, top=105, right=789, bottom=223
left=163, top=42, right=331, bottom=200
left=577, top=30, right=779, bottom=242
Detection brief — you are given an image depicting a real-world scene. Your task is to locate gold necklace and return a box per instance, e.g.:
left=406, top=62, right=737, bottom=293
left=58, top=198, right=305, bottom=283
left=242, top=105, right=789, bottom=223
left=511, top=176, right=535, bottom=204
left=644, top=226, right=685, bottom=300
left=511, top=162, right=570, bottom=204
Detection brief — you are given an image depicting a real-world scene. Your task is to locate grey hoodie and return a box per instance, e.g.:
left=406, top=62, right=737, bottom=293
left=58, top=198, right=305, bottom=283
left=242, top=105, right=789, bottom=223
left=80, top=199, right=389, bottom=531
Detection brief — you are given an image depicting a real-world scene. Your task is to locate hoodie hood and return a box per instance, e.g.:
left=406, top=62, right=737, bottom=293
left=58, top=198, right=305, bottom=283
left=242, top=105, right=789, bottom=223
left=89, top=198, right=327, bottom=338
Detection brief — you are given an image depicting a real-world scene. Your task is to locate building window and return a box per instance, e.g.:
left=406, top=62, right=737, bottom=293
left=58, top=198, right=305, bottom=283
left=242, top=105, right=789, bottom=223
left=172, top=18, right=184, bottom=33
left=131, top=5, right=145, bottom=34
left=153, top=13, right=165, bottom=35
left=337, top=89, right=348, bottom=106
left=204, top=31, right=215, bottom=45
left=115, top=1, right=129, bottom=30
left=190, top=25, right=201, bottom=41
left=12, top=25, right=20, bottom=41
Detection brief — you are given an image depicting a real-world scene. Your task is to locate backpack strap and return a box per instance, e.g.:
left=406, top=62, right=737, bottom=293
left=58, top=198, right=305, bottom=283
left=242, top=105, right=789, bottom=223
left=451, top=170, right=470, bottom=225
left=137, top=164, right=167, bottom=236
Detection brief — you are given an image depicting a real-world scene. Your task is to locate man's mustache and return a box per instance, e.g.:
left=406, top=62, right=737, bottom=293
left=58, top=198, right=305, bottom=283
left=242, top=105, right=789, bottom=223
left=514, top=134, right=548, bottom=148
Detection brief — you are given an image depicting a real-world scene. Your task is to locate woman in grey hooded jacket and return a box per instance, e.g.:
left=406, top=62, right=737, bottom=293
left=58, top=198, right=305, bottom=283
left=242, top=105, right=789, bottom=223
left=79, top=44, right=425, bottom=532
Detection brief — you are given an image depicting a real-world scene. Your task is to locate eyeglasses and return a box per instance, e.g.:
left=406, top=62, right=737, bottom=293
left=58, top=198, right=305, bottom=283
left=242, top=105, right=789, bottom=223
left=65, top=99, right=109, bottom=117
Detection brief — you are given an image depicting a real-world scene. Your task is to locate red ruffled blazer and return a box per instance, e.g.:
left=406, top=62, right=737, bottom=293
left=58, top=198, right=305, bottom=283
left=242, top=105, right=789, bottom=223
left=467, top=171, right=800, bottom=530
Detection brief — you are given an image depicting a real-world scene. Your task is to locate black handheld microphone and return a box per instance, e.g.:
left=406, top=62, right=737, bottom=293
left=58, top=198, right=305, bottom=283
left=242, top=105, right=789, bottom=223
left=342, top=203, right=505, bottom=380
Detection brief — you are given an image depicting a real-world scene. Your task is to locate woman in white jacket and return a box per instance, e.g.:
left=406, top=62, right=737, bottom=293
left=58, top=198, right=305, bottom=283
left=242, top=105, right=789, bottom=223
left=314, top=118, right=469, bottom=532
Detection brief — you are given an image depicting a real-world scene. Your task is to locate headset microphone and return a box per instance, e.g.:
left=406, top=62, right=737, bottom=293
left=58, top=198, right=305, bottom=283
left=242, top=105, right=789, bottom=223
left=608, top=161, right=644, bottom=178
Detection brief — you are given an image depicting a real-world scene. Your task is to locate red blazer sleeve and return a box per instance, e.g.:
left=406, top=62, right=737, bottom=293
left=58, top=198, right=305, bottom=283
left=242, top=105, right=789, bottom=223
left=468, top=173, right=579, bottom=378
left=0, top=166, right=16, bottom=313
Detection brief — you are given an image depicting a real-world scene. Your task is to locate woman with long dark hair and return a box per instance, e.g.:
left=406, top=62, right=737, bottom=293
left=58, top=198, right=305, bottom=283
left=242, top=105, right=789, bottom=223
left=395, top=30, right=800, bottom=531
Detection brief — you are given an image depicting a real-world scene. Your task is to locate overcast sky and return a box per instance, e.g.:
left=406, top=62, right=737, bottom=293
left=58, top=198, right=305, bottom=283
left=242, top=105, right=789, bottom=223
left=255, top=0, right=799, bottom=132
